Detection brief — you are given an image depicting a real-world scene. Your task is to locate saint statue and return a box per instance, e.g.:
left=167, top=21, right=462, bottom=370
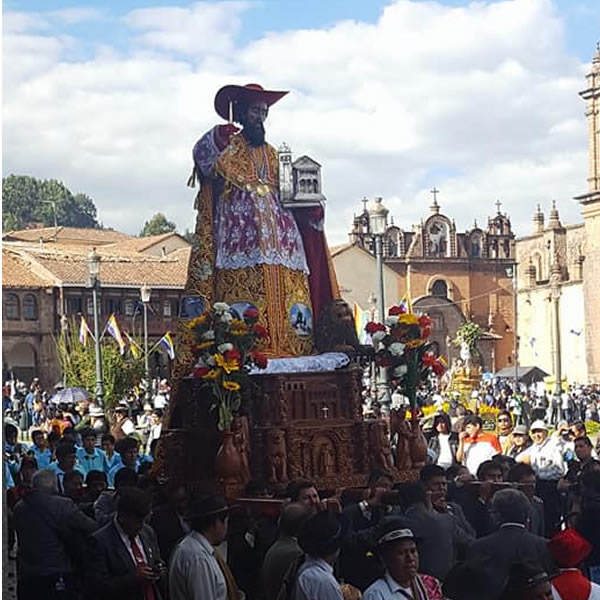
left=173, top=83, right=339, bottom=375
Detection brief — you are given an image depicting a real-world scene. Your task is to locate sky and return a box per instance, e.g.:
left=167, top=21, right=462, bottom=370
left=3, top=0, right=599, bottom=244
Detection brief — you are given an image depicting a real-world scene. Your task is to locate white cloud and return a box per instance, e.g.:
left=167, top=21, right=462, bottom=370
left=1, top=0, right=595, bottom=244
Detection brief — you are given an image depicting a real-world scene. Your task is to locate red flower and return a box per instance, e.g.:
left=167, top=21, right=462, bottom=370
left=375, top=355, right=393, bottom=367
left=422, top=352, right=436, bottom=367
left=365, top=322, right=386, bottom=334
left=388, top=306, right=404, bottom=316
left=244, top=306, right=259, bottom=320
left=421, top=326, right=431, bottom=339
left=253, top=351, right=268, bottom=369
left=192, top=366, right=210, bottom=378
left=418, top=315, right=432, bottom=328
left=253, top=324, right=269, bottom=339
left=224, top=348, right=241, bottom=362
left=432, top=361, right=446, bottom=376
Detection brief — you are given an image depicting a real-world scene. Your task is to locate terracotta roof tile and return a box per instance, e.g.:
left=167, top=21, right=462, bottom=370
left=105, top=232, right=189, bottom=253
left=2, top=250, right=55, bottom=288
left=3, top=226, right=133, bottom=245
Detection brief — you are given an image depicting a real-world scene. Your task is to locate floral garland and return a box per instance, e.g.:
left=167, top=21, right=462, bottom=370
left=365, top=304, right=447, bottom=407
left=186, top=302, right=269, bottom=430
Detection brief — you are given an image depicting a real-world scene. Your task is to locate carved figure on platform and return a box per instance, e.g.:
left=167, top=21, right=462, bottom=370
left=232, top=415, right=250, bottom=484
left=315, top=299, right=374, bottom=357
left=390, top=406, right=413, bottom=471
left=266, top=429, right=288, bottom=483
left=370, top=421, right=395, bottom=472
left=318, top=442, right=336, bottom=476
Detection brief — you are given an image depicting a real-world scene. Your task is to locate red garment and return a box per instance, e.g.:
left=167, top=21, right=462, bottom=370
left=552, top=569, right=591, bottom=600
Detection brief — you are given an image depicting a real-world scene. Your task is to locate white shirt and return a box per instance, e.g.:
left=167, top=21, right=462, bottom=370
left=114, top=516, right=148, bottom=565
left=517, top=436, right=566, bottom=480
left=121, top=418, right=135, bottom=436
left=169, top=531, right=226, bottom=600
left=363, top=573, right=429, bottom=600
left=154, top=394, right=168, bottom=410
left=436, top=434, right=453, bottom=469
left=295, top=557, right=343, bottom=600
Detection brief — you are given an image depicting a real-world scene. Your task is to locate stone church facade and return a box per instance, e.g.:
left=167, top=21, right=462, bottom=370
left=332, top=197, right=516, bottom=372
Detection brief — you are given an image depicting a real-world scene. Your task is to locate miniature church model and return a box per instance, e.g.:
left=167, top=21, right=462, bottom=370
left=278, top=143, right=326, bottom=208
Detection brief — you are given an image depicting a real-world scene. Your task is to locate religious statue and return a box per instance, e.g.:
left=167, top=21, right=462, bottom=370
left=369, top=421, right=395, bottom=473
left=390, top=406, right=413, bottom=471
left=266, top=429, right=288, bottom=483
left=183, top=82, right=339, bottom=359
left=319, top=442, right=335, bottom=476
left=232, top=415, right=250, bottom=485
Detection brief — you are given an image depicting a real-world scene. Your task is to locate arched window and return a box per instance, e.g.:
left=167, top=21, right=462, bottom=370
left=23, top=294, right=38, bottom=320
left=124, top=300, right=135, bottom=317
left=431, top=280, right=448, bottom=298
left=4, top=293, right=20, bottom=320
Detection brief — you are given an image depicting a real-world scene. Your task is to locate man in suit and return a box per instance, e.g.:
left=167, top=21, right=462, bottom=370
left=87, top=486, right=165, bottom=600
left=261, top=502, right=311, bottom=600
left=148, top=482, right=189, bottom=562
left=466, top=488, right=556, bottom=590
left=12, top=468, right=97, bottom=600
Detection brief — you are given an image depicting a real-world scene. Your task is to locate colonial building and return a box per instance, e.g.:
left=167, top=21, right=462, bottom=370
left=2, top=229, right=191, bottom=386
left=332, top=196, right=516, bottom=372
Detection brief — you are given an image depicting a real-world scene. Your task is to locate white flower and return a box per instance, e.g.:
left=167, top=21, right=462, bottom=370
left=393, top=365, right=408, bottom=377
left=220, top=312, right=233, bottom=323
left=213, top=302, right=230, bottom=313
left=194, top=358, right=206, bottom=368
left=372, top=331, right=387, bottom=344
left=389, top=342, right=406, bottom=356
left=218, top=343, right=233, bottom=353
left=385, top=316, right=399, bottom=326
left=201, top=330, right=215, bottom=340
left=207, top=355, right=216, bottom=366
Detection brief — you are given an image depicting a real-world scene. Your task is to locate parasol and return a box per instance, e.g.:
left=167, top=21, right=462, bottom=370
left=50, top=387, right=91, bottom=405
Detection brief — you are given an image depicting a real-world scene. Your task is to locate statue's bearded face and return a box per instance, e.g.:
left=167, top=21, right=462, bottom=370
left=241, top=100, right=268, bottom=147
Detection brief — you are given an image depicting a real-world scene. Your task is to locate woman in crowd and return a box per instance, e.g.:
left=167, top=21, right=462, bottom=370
left=427, top=413, right=458, bottom=470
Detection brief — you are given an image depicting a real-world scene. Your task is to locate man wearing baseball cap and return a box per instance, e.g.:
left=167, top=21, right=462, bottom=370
left=362, top=518, right=443, bottom=600
left=516, top=419, right=567, bottom=537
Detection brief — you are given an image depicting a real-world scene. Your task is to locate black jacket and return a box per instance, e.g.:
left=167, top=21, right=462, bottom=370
left=86, top=519, right=165, bottom=600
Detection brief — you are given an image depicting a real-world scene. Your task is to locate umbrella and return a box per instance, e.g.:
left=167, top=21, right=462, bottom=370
left=50, top=387, right=91, bottom=405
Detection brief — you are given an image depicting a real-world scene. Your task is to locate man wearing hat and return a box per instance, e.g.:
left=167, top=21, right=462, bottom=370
left=548, top=528, right=600, bottom=599
left=516, top=419, right=567, bottom=537
left=176, top=82, right=339, bottom=362
left=362, top=518, right=443, bottom=600
left=169, top=495, right=239, bottom=600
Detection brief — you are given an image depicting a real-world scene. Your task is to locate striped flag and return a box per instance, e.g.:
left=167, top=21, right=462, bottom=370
left=158, top=331, right=175, bottom=360
left=398, top=293, right=413, bottom=314
left=105, top=314, right=126, bottom=355
left=353, top=303, right=369, bottom=344
left=79, top=315, right=93, bottom=346
left=124, top=331, right=142, bottom=360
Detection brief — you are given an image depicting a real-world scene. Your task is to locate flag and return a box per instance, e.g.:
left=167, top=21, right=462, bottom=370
left=353, top=303, right=369, bottom=344
left=398, top=293, right=413, bottom=314
left=79, top=315, right=93, bottom=346
left=105, top=314, right=126, bottom=355
left=159, top=331, right=175, bottom=360
left=124, top=331, right=142, bottom=359
left=570, top=329, right=582, bottom=336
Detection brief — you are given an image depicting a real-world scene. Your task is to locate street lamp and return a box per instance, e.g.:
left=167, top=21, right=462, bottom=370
left=368, top=197, right=391, bottom=413
left=140, top=284, right=152, bottom=400
left=505, top=265, right=519, bottom=396
left=549, top=262, right=562, bottom=400
left=87, top=248, right=103, bottom=406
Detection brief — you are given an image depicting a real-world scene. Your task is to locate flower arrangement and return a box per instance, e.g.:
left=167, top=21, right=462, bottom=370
left=186, top=302, right=269, bottom=431
left=365, top=304, right=447, bottom=408
left=453, top=321, right=483, bottom=351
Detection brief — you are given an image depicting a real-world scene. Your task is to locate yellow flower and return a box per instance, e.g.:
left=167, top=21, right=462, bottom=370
left=195, top=341, right=214, bottom=351
left=398, top=313, right=419, bottom=325
left=222, top=380, right=241, bottom=391
left=203, top=368, right=220, bottom=379
left=231, top=329, right=247, bottom=337
left=405, top=339, right=425, bottom=349
left=187, top=315, right=207, bottom=329
left=215, top=353, right=240, bottom=374
left=230, top=319, right=246, bottom=330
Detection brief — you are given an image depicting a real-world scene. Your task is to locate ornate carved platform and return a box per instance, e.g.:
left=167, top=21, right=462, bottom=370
left=160, top=367, right=417, bottom=497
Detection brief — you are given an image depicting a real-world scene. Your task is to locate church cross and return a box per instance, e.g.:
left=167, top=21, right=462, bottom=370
left=361, top=197, right=368, bottom=212
left=430, top=187, right=440, bottom=203
left=495, top=200, right=502, bottom=214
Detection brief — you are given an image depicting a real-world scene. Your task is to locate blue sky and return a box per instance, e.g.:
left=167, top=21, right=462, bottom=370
left=3, top=0, right=599, bottom=241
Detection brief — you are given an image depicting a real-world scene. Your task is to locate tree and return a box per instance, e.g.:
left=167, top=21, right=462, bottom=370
left=55, top=321, right=145, bottom=410
left=139, top=213, right=177, bottom=237
left=2, top=174, right=101, bottom=230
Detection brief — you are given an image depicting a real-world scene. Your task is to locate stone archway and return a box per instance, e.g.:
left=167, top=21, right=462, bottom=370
left=412, top=296, right=466, bottom=362
left=5, top=341, right=38, bottom=384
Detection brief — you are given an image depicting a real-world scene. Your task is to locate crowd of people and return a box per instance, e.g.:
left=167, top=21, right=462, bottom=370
left=4, top=373, right=600, bottom=600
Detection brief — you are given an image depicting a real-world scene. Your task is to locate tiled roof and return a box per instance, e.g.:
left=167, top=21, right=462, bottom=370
left=3, top=226, right=133, bottom=245
left=105, top=232, right=190, bottom=254
left=2, top=249, right=55, bottom=288
left=2, top=245, right=191, bottom=288
left=329, top=243, right=353, bottom=257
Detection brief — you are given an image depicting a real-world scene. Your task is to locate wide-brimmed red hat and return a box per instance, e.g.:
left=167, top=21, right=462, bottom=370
left=548, top=528, right=592, bottom=567
left=214, top=83, right=288, bottom=120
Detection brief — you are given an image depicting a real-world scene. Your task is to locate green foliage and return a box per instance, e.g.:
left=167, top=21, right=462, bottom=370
left=139, top=213, right=177, bottom=237
left=55, top=321, right=145, bottom=409
left=2, top=174, right=101, bottom=230
left=453, top=321, right=484, bottom=351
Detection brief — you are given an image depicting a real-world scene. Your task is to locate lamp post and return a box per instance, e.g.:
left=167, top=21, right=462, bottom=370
left=505, top=265, right=519, bottom=396
left=87, top=249, right=104, bottom=406
left=368, top=197, right=391, bottom=413
left=140, top=284, right=151, bottom=400
left=549, top=262, right=562, bottom=398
